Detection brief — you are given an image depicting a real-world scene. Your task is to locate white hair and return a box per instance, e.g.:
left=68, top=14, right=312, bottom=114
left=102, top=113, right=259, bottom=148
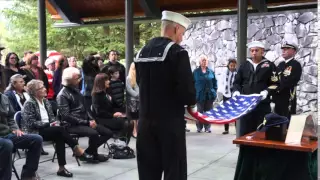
left=26, top=79, right=43, bottom=97
left=62, top=67, right=80, bottom=86
left=161, top=20, right=177, bottom=36
left=5, top=74, right=25, bottom=91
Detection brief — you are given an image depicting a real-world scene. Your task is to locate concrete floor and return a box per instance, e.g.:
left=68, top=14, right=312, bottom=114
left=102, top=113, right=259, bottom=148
left=12, top=124, right=239, bottom=180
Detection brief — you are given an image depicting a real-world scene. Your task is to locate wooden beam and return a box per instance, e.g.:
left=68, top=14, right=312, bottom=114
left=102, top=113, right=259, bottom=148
left=139, top=0, right=161, bottom=17
left=47, top=0, right=83, bottom=24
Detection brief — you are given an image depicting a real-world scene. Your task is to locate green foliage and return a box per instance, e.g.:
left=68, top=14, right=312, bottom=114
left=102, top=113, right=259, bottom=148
left=1, top=0, right=160, bottom=61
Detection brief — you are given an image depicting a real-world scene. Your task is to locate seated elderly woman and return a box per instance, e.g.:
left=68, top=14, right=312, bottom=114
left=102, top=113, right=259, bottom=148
left=4, top=74, right=30, bottom=113
left=92, top=73, right=134, bottom=144
left=21, top=79, right=94, bottom=178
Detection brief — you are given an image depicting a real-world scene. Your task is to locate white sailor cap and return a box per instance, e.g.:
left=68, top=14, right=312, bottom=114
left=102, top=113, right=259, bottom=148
left=247, top=41, right=265, bottom=49
left=281, top=40, right=298, bottom=50
left=161, top=10, right=191, bottom=29
left=45, top=58, right=55, bottom=66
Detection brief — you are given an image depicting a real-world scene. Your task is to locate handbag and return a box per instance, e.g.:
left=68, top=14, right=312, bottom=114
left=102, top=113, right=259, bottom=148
left=109, top=143, right=136, bottom=159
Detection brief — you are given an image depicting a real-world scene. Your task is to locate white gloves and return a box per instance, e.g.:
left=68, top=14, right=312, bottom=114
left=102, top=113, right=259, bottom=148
left=260, top=90, right=268, bottom=100
left=232, top=91, right=240, bottom=97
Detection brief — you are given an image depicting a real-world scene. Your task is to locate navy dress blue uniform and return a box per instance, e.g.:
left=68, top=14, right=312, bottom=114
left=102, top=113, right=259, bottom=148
left=134, top=37, right=196, bottom=180
left=273, top=58, right=302, bottom=120
left=233, top=58, right=279, bottom=136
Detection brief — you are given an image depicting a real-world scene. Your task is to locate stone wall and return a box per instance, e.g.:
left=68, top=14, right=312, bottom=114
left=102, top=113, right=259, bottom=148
left=181, top=9, right=318, bottom=114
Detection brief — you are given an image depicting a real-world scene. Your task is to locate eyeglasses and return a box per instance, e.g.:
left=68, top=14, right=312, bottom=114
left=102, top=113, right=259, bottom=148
left=36, top=86, right=45, bottom=91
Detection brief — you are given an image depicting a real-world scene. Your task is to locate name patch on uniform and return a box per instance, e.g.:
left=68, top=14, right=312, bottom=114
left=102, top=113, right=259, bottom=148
left=261, top=63, right=270, bottom=68
left=283, top=66, right=292, bottom=76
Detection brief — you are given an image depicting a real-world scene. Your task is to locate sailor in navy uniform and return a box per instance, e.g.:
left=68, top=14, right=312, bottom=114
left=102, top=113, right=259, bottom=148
left=273, top=41, right=302, bottom=120
left=232, top=41, right=279, bottom=136
left=134, top=11, right=196, bottom=180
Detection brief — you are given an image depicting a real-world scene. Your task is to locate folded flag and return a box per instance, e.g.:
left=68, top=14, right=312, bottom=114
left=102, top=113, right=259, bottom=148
left=185, top=94, right=263, bottom=124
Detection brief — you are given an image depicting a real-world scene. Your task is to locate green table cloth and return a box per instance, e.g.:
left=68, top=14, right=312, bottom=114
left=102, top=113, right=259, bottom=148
left=234, top=146, right=317, bottom=180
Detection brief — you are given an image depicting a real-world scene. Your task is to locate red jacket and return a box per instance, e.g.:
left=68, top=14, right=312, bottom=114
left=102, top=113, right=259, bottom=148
left=45, top=70, right=54, bottom=99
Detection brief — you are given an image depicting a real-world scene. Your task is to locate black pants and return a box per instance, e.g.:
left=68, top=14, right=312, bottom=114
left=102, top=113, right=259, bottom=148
left=239, top=103, right=271, bottom=136
left=222, top=96, right=236, bottom=131
left=274, top=97, right=291, bottom=120
left=196, top=100, right=214, bottom=131
left=137, top=119, right=187, bottom=180
left=67, top=125, right=112, bottom=155
left=98, top=117, right=134, bottom=144
left=39, top=126, right=78, bottom=166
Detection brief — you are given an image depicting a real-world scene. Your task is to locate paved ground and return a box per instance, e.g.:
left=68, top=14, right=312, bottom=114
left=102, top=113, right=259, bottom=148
left=12, top=123, right=239, bottom=180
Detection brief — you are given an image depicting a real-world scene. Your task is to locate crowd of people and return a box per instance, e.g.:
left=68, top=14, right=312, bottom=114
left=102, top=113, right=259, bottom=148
left=0, top=9, right=302, bottom=180
left=0, top=49, right=138, bottom=180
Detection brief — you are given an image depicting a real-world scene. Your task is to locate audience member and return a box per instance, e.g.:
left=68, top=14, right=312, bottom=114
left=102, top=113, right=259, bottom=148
left=22, top=79, right=94, bottom=178
left=101, top=50, right=126, bottom=84
left=126, top=62, right=139, bottom=138
left=4, top=74, right=30, bottom=113
left=0, top=92, right=43, bottom=180
left=22, top=54, right=49, bottom=90
left=3, top=52, right=28, bottom=86
left=108, top=66, right=125, bottom=112
left=57, top=67, right=112, bottom=162
left=92, top=73, right=133, bottom=144
left=81, top=55, right=100, bottom=111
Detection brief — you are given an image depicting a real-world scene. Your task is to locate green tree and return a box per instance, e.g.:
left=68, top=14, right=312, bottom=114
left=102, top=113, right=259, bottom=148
left=1, top=0, right=161, bottom=62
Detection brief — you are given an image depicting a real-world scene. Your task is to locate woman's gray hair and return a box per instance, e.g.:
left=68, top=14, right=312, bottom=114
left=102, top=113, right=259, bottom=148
left=5, top=74, right=25, bottom=91
left=26, top=79, right=43, bottom=97
left=62, top=67, right=80, bottom=86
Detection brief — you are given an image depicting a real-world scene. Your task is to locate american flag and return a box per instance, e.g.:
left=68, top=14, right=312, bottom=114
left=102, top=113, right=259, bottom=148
left=185, top=94, right=263, bottom=124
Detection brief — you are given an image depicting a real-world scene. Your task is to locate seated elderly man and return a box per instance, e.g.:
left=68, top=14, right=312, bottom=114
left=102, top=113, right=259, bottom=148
left=57, top=67, right=112, bottom=162
left=0, top=92, right=42, bottom=180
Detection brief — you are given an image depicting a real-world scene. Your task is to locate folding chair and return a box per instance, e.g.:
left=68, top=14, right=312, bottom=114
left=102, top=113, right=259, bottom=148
left=13, top=112, right=23, bottom=159
left=12, top=148, right=20, bottom=180
left=53, top=110, right=81, bottom=166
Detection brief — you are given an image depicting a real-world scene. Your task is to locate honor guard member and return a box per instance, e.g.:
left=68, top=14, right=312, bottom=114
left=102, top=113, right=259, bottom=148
left=232, top=41, right=279, bottom=136
left=134, top=10, right=196, bottom=180
left=273, top=41, right=302, bottom=120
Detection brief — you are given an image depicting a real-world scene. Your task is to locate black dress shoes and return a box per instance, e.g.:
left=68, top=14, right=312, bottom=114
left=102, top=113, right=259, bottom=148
left=94, top=154, right=109, bottom=162
left=77, top=152, right=98, bottom=163
left=57, top=169, right=73, bottom=178
left=41, top=150, right=49, bottom=155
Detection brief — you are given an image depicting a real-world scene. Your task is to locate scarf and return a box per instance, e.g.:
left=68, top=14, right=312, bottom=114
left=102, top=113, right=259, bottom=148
left=225, top=69, right=236, bottom=95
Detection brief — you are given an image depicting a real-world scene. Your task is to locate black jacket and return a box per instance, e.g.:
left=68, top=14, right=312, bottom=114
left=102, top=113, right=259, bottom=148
left=0, top=65, right=6, bottom=93
left=274, top=58, right=302, bottom=114
left=233, top=58, right=279, bottom=104
left=135, top=37, right=196, bottom=124
left=92, top=91, right=114, bottom=121
left=23, top=67, right=49, bottom=91
left=56, top=86, right=90, bottom=127
left=101, top=61, right=126, bottom=85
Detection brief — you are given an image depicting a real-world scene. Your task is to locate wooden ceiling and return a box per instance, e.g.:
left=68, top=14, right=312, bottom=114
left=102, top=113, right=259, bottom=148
left=46, top=0, right=316, bottom=22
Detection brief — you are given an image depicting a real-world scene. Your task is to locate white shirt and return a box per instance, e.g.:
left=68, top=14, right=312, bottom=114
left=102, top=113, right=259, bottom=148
left=284, top=57, right=294, bottom=64
left=14, top=91, right=30, bottom=110
left=37, top=99, right=49, bottom=123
